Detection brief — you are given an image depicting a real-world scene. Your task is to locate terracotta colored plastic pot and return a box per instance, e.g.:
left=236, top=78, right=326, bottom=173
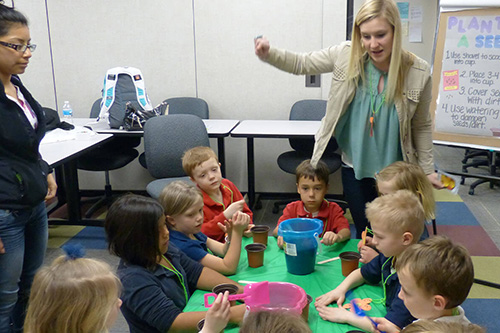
left=245, top=243, right=266, bottom=268
left=251, top=225, right=270, bottom=245
left=212, top=283, right=239, bottom=306
left=301, top=294, right=313, bottom=321
left=339, top=251, right=361, bottom=277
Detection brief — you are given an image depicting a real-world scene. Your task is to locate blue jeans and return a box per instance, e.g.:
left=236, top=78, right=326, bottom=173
left=341, top=166, right=378, bottom=239
left=0, top=202, right=48, bottom=333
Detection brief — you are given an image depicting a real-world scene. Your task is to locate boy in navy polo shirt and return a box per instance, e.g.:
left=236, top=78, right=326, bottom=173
left=315, top=190, right=424, bottom=332
left=273, top=159, right=350, bottom=248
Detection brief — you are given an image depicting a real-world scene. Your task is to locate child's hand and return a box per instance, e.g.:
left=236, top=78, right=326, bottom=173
left=277, top=235, right=284, bottom=249
left=201, top=291, right=230, bottom=333
left=243, top=223, right=254, bottom=238
left=231, top=211, right=250, bottom=234
left=315, top=288, right=345, bottom=307
left=316, top=304, right=354, bottom=324
left=223, top=200, right=245, bottom=219
left=217, top=220, right=231, bottom=234
left=321, top=231, right=339, bottom=246
left=372, top=317, right=401, bottom=333
left=359, top=245, right=379, bottom=264
left=357, top=236, right=374, bottom=251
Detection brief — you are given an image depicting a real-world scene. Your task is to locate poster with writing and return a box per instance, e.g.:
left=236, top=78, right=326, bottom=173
left=434, top=14, right=500, bottom=139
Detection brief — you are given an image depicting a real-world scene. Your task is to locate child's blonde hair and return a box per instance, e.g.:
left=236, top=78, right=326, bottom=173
left=395, top=236, right=474, bottom=309
left=182, top=146, right=218, bottom=177
left=366, top=189, right=424, bottom=239
left=24, top=255, right=121, bottom=333
left=376, top=161, right=435, bottom=220
left=239, top=311, right=311, bottom=333
left=159, top=181, right=203, bottom=227
left=401, top=320, right=485, bottom=333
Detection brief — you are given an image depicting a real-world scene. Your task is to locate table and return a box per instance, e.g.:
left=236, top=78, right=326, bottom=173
left=75, top=118, right=240, bottom=177
left=40, top=130, right=113, bottom=225
left=230, top=120, right=321, bottom=208
left=185, top=238, right=385, bottom=332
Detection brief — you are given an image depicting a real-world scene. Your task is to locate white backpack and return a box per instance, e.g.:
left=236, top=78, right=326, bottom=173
left=97, top=67, right=153, bottom=129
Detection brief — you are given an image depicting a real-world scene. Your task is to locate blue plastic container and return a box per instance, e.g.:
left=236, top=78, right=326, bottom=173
left=278, top=218, right=323, bottom=275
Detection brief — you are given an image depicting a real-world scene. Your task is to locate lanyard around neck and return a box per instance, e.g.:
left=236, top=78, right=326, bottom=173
left=209, top=183, right=234, bottom=210
left=368, top=64, right=386, bottom=137
left=159, top=255, right=188, bottom=303
left=372, top=256, right=396, bottom=305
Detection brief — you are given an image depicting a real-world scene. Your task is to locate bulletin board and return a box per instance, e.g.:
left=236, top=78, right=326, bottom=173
left=431, top=8, right=500, bottom=147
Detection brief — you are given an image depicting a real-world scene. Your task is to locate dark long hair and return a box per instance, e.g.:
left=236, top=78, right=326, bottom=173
left=105, top=194, right=165, bottom=270
left=0, top=2, right=28, bottom=37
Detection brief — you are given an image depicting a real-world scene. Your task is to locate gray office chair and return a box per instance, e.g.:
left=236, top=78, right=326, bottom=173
left=139, top=97, right=209, bottom=168
left=76, top=99, right=140, bottom=217
left=272, top=99, right=344, bottom=214
left=144, top=114, right=210, bottom=199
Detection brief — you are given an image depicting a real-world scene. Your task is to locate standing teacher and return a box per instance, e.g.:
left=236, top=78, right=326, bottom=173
left=255, top=0, right=441, bottom=238
left=0, top=3, right=57, bottom=332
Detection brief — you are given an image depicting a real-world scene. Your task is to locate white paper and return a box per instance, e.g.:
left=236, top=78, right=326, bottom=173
left=410, top=5, right=423, bottom=22
left=402, top=20, right=409, bottom=36
left=409, top=22, right=422, bottom=43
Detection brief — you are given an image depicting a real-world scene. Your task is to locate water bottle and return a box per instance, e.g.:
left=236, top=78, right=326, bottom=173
left=62, top=101, right=73, bottom=123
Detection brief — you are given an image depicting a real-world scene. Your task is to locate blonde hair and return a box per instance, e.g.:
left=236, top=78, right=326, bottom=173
left=401, top=320, right=485, bottom=333
left=239, top=311, right=311, bottom=333
left=366, top=189, right=424, bottom=239
left=25, top=256, right=121, bottom=333
left=348, top=0, right=414, bottom=103
left=159, top=181, right=203, bottom=227
left=396, top=236, right=474, bottom=309
left=376, top=161, right=435, bottom=220
left=182, top=146, right=218, bottom=177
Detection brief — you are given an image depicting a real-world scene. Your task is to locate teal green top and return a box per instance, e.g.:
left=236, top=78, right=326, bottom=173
left=335, top=60, right=403, bottom=180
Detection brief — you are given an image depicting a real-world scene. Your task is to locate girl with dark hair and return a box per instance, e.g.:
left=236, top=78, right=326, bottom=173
left=105, top=194, right=245, bottom=333
left=0, top=3, right=57, bottom=332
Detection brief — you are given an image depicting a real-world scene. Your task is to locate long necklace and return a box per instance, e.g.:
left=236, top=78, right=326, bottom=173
left=369, top=65, right=386, bottom=137
left=160, top=255, right=189, bottom=303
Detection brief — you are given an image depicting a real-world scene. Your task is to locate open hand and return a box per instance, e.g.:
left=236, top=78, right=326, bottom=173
left=315, top=288, right=345, bottom=307
left=45, top=173, right=57, bottom=200
left=316, top=304, right=353, bottom=324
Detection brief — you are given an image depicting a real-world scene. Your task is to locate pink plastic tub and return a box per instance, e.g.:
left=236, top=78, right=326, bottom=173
left=247, top=282, right=307, bottom=315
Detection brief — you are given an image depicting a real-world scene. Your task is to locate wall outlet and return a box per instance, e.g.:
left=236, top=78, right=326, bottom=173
left=305, top=74, right=320, bottom=87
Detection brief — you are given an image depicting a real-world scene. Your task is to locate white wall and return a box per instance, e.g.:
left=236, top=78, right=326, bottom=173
left=19, top=1, right=354, bottom=195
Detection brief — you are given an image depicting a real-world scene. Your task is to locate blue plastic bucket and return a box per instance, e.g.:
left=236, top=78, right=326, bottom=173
left=278, top=218, right=323, bottom=275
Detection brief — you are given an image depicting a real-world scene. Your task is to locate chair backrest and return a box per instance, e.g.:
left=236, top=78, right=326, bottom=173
left=90, top=99, right=101, bottom=118
left=144, top=114, right=210, bottom=179
left=289, top=99, right=338, bottom=154
left=162, top=97, right=209, bottom=119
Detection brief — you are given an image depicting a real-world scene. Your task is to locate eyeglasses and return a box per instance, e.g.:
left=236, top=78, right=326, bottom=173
left=0, top=41, right=36, bottom=53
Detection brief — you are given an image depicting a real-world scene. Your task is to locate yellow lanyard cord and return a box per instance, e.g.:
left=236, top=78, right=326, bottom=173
left=368, top=65, right=387, bottom=137
left=159, top=255, right=188, bottom=303
left=371, top=256, right=396, bottom=305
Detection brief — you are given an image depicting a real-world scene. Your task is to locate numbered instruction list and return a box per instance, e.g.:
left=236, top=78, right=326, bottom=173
left=436, top=15, right=500, bottom=137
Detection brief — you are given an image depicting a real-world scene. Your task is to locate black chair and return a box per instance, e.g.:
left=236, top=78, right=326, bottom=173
left=76, top=99, right=140, bottom=218
left=138, top=97, right=209, bottom=169
left=461, top=148, right=500, bottom=195
left=272, top=100, right=344, bottom=214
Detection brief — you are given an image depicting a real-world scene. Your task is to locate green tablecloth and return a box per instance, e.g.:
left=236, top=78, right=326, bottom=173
left=185, top=237, right=386, bottom=332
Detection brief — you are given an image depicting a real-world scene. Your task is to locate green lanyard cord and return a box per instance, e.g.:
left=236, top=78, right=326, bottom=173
left=160, top=255, right=189, bottom=304
left=371, top=256, right=396, bottom=305
left=209, top=183, right=234, bottom=211
left=368, top=65, right=387, bottom=137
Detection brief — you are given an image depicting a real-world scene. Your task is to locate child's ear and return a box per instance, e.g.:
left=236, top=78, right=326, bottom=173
left=166, top=215, right=175, bottom=227
left=401, top=232, right=414, bottom=245
left=296, top=183, right=300, bottom=193
left=189, top=176, right=196, bottom=183
left=433, top=295, right=447, bottom=311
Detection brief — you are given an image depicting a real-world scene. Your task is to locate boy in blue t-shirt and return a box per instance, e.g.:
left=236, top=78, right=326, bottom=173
left=315, top=190, right=425, bottom=332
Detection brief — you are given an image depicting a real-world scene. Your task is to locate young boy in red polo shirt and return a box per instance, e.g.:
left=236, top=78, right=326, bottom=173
left=273, top=159, right=350, bottom=248
left=182, top=146, right=253, bottom=242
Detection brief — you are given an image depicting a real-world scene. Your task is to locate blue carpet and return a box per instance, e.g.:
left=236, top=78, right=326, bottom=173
left=61, top=226, right=107, bottom=249
left=435, top=202, right=480, bottom=226
left=463, top=299, right=499, bottom=332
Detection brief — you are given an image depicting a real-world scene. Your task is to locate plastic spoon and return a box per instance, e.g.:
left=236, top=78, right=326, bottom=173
left=350, top=299, right=385, bottom=333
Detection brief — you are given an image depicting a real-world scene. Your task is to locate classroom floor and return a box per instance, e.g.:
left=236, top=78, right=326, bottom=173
left=44, top=144, right=500, bottom=332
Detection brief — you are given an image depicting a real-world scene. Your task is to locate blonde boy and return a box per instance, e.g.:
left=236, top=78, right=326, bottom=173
left=273, top=160, right=350, bottom=248
left=374, top=236, right=475, bottom=332
left=182, top=146, right=253, bottom=242
left=315, top=190, right=424, bottom=332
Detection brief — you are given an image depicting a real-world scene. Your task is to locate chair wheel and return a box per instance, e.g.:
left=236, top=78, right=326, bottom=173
left=469, top=188, right=475, bottom=195
left=460, top=178, right=465, bottom=185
